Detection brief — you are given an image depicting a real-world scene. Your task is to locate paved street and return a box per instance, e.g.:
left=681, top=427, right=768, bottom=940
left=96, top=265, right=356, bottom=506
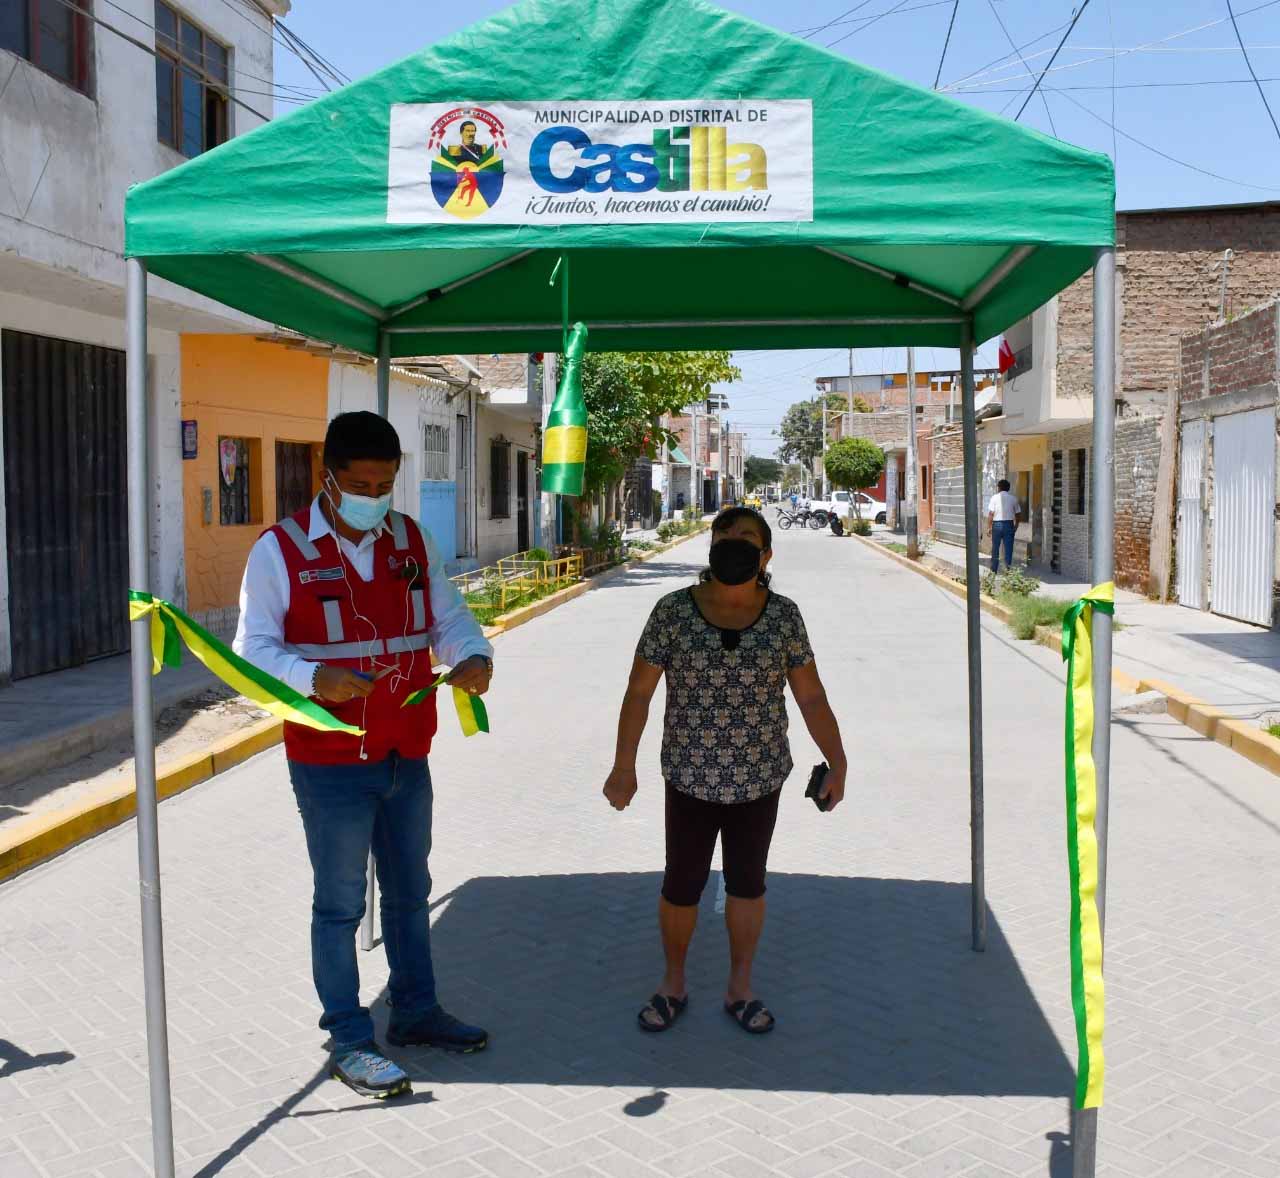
left=3, top=529, right=1280, bottom=1178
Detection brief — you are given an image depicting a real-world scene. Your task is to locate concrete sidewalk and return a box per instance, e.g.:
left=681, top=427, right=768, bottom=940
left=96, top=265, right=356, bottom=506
left=2, top=529, right=1279, bottom=1177
left=914, top=534, right=1280, bottom=722
left=0, top=651, right=217, bottom=794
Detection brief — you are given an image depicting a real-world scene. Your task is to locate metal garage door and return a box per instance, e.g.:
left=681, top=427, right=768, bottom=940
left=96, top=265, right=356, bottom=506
left=2, top=330, right=129, bottom=679
left=1211, top=408, right=1276, bottom=626
left=1176, top=419, right=1207, bottom=611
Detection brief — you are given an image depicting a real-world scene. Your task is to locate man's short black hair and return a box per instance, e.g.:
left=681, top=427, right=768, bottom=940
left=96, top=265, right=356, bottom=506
left=324, top=411, right=402, bottom=472
left=997, top=478, right=1011, bottom=492
left=460, top=120, right=477, bottom=133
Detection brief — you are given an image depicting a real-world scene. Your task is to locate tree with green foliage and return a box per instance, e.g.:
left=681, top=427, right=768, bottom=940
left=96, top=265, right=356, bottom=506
left=851, top=395, right=873, bottom=413
left=775, top=392, right=850, bottom=468
left=744, top=455, right=782, bottom=491
left=823, top=437, right=886, bottom=519
left=575, top=351, right=740, bottom=537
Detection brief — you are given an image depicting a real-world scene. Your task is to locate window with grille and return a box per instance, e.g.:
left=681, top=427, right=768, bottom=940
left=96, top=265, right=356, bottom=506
left=155, top=2, right=229, bottom=158
left=423, top=422, right=451, bottom=481
left=1072, top=449, right=1087, bottom=516
left=275, top=441, right=316, bottom=520
left=1, top=0, right=94, bottom=95
left=219, top=436, right=260, bottom=525
left=489, top=441, right=511, bottom=519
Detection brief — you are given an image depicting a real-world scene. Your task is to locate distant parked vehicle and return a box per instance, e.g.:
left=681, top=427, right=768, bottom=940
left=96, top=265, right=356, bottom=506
left=813, top=489, right=888, bottom=525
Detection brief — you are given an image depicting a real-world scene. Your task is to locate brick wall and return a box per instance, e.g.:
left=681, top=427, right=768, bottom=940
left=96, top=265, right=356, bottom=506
left=842, top=409, right=945, bottom=449
left=1114, top=418, right=1163, bottom=589
left=1057, top=205, right=1280, bottom=416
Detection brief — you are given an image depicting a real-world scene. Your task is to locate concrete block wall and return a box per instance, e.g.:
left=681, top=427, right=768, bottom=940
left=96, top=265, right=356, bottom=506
left=1048, top=424, right=1094, bottom=582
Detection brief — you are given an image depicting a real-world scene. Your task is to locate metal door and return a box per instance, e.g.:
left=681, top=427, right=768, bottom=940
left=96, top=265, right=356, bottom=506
left=275, top=440, right=314, bottom=520
left=454, top=413, right=470, bottom=558
left=2, top=330, right=128, bottom=679
left=1176, top=419, right=1207, bottom=610
left=1051, top=451, right=1063, bottom=573
left=516, top=452, right=530, bottom=551
left=1210, top=409, right=1275, bottom=626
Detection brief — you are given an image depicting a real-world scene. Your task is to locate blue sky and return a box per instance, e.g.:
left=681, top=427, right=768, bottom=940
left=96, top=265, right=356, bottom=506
left=273, top=0, right=1280, bottom=456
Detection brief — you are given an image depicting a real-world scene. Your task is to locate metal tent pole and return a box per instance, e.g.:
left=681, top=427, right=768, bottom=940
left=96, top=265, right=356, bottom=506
left=360, top=330, right=393, bottom=953
left=1073, top=245, right=1117, bottom=1178
left=960, top=321, right=987, bottom=953
left=126, top=258, right=176, bottom=1178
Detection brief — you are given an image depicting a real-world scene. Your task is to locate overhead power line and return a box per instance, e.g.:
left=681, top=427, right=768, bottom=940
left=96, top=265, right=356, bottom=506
left=1227, top=0, right=1280, bottom=147
left=828, top=0, right=915, bottom=49
left=796, top=0, right=877, bottom=40
left=1015, top=0, right=1093, bottom=123
left=49, top=0, right=275, bottom=124
left=1052, top=86, right=1280, bottom=191
left=988, top=0, right=1057, bottom=131
left=934, top=1, right=960, bottom=89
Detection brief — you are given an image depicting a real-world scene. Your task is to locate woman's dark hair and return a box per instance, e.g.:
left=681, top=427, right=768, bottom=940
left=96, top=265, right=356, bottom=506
left=324, top=411, right=402, bottom=472
left=701, top=506, right=773, bottom=588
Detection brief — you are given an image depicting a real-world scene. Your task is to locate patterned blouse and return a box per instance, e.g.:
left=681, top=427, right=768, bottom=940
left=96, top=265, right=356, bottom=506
left=636, top=588, right=815, bottom=804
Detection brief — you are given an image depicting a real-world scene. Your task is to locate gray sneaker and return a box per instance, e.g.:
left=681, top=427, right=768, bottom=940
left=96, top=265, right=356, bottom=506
left=330, top=1045, right=411, bottom=1099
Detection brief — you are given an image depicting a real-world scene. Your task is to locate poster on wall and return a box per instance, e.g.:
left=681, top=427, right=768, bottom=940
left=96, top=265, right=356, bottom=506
left=181, top=420, right=197, bottom=460
left=219, top=438, right=239, bottom=486
left=388, top=100, right=813, bottom=226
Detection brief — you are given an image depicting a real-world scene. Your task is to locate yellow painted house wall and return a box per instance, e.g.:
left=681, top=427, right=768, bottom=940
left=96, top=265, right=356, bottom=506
left=182, top=336, right=329, bottom=620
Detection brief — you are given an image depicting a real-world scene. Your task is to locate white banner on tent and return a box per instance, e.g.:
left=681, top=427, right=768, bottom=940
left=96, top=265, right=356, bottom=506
left=387, top=100, right=813, bottom=226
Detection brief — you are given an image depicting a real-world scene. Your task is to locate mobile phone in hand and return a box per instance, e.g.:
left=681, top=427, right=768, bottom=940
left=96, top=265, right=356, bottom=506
left=805, top=762, right=831, bottom=812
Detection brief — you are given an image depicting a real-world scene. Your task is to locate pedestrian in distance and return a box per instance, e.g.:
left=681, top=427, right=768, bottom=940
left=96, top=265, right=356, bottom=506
left=234, top=411, right=494, bottom=1100
left=603, top=506, right=848, bottom=1036
left=987, top=478, right=1022, bottom=575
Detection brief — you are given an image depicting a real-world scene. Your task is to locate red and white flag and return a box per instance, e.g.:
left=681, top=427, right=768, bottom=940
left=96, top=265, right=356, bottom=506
left=998, top=338, right=1016, bottom=374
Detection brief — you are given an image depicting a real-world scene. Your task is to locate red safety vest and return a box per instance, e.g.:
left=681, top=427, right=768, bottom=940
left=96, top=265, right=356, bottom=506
left=267, top=507, right=439, bottom=765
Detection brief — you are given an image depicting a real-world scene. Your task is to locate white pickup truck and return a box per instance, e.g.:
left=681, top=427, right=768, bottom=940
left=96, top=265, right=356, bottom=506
left=813, top=489, right=888, bottom=524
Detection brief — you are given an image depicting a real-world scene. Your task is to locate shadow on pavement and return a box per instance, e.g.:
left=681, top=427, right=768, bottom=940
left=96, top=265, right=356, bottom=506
left=378, top=872, right=1074, bottom=1100
left=0, top=1038, right=75, bottom=1078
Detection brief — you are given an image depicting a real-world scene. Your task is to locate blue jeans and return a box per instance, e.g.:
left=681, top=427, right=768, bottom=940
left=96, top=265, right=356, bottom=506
left=991, top=520, right=1016, bottom=573
left=289, top=755, right=437, bottom=1051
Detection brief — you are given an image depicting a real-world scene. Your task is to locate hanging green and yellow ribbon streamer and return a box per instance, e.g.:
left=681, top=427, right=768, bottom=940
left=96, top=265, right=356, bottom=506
left=542, top=255, right=589, bottom=497
left=128, top=590, right=363, bottom=735
left=1061, top=582, right=1114, bottom=1110
left=402, top=672, right=490, bottom=737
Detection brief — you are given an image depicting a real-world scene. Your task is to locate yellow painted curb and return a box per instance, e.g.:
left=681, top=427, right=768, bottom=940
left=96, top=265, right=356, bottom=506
left=0, top=716, right=283, bottom=884
left=0, top=525, right=717, bottom=883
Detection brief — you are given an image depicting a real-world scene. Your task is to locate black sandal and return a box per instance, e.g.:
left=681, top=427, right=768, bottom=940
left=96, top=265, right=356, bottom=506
left=637, top=994, right=688, bottom=1032
left=725, top=998, right=775, bottom=1035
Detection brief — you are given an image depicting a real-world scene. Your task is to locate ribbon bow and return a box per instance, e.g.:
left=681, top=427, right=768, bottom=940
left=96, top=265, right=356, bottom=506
left=128, top=591, right=363, bottom=736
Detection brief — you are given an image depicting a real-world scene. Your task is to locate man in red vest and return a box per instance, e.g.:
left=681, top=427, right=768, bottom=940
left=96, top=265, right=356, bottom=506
left=234, top=411, right=494, bottom=1099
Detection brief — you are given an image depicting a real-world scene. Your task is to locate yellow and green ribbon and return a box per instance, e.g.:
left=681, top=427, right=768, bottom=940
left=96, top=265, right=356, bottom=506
left=1061, top=582, right=1113, bottom=1109
left=128, top=590, right=362, bottom=735
left=402, top=672, right=490, bottom=737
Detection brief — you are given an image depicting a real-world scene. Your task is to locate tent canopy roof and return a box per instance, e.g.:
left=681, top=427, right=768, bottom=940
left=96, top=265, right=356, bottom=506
left=124, top=0, right=1115, bottom=356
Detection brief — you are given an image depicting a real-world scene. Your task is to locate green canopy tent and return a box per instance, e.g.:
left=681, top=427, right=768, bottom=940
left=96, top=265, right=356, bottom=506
left=122, top=1, right=1117, bottom=1174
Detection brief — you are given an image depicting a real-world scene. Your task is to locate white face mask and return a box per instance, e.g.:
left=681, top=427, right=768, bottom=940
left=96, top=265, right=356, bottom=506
left=324, top=472, right=391, bottom=532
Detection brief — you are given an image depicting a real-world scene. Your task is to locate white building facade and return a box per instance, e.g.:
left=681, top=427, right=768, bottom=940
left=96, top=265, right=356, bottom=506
left=0, top=0, right=286, bottom=680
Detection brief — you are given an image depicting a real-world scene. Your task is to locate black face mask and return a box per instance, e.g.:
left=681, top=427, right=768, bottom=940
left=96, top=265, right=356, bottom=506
left=709, top=538, right=763, bottom=586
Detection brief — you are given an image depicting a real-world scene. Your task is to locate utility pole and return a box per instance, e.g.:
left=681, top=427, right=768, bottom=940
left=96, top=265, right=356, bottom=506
left=905, top=347, right=920, bottom=558
left=820, top=390, right=828, bottom=502
left=848, top=347, right=855, bottom=438
left=690, top=401, right=699, bottom=519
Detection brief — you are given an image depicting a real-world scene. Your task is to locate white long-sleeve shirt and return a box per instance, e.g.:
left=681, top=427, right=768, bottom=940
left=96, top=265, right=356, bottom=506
left=232, top=498, right=493, bottom=697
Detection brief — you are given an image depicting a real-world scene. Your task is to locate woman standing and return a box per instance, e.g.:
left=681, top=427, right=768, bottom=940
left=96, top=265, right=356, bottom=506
left=603, top=507, right=847, bottom=1035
